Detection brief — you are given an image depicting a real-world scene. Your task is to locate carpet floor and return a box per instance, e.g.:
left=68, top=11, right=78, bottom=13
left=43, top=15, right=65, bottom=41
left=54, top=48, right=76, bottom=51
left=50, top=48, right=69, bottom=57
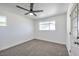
left=0, top=39, right=69, bottom=56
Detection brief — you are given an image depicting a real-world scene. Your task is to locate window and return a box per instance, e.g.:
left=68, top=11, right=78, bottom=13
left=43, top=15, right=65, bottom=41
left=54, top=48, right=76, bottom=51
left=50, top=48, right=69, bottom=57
left=39, top=21, right=55, bottom=30
left=0, top=16, right=7, bottom=26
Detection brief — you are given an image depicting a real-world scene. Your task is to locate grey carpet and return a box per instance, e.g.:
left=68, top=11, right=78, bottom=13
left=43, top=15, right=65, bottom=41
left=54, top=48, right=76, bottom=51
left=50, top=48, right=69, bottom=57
left=0, top=39, right=69, bottom=56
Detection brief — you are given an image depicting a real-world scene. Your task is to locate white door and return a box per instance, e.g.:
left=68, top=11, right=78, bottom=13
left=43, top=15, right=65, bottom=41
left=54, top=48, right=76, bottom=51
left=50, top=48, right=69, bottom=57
left=70, top=4, right=79, bottom=56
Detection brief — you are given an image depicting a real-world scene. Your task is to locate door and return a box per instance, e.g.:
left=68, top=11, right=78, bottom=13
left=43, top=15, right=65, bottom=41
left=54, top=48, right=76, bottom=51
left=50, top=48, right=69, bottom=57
left=70, top=3, right=79, bottom=56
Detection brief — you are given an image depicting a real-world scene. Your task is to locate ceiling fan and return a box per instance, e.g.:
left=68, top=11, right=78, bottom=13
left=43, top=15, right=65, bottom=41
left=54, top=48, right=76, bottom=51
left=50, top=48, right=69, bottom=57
left=16, top=3, right=43, bottom=16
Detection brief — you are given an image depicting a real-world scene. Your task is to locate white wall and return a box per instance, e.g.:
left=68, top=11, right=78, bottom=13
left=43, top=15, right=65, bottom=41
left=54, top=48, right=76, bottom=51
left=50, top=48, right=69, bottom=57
left=0, top=9, right=34, bottom=50
left=34, top=13, right=67, bottom=44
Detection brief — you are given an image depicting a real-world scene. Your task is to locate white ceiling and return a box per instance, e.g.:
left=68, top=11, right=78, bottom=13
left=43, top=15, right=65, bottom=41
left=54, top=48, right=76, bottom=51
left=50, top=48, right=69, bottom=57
left=0, top=3, right=69, bottom=19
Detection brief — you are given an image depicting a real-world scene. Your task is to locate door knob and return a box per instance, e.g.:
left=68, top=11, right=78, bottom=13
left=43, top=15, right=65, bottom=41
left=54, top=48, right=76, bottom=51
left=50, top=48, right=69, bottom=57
left=77, top=37, right=79, bottom=39
left=74, top=42, right=79, bottom=45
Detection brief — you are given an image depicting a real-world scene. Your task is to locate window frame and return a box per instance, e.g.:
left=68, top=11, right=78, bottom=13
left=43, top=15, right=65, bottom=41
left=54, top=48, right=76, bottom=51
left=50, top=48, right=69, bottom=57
left=39, top=20, right=55, bottom=31
left=0, top=16, right=7, bottom=26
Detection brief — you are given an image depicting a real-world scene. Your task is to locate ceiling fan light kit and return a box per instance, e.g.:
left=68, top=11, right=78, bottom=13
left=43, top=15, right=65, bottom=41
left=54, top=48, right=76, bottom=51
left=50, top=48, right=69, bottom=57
left=16, top=3, right=43, bottom=16
left=29, top=13, right=33, bottom=15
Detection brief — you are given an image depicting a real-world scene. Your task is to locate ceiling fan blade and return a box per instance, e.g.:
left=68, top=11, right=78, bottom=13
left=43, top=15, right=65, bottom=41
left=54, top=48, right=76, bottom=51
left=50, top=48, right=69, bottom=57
left=33, top=13, right=37, bottom=16
left=33, top=10, right=43, bottom=12
left=30, top=3, right=34, bottom=11
left=24, top=12, right=29, bottom=15
left=16, top=5, right=29, bottom=11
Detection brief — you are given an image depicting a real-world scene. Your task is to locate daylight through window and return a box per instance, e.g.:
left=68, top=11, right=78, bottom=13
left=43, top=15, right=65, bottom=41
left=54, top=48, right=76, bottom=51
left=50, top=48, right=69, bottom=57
left=39, top=21, right=55, bottom=30
left=0, top=16, right=7, bottom=26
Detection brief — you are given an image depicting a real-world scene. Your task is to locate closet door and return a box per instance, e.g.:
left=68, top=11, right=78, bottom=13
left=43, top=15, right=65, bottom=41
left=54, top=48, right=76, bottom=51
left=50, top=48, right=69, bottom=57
left=70, top=4, right=79, bottom=56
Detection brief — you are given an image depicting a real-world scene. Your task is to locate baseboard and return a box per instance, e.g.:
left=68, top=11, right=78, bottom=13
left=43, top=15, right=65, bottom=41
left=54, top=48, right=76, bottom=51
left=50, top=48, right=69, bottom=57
left=0, top=39, right=33, bottom=52
left=33, top=36, right=66, bottom=45
left=0, top=38, right=66, bottom=52
left=66, top=46, right=71, bottom=56
left=33, top=38, right=66, bottom=46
